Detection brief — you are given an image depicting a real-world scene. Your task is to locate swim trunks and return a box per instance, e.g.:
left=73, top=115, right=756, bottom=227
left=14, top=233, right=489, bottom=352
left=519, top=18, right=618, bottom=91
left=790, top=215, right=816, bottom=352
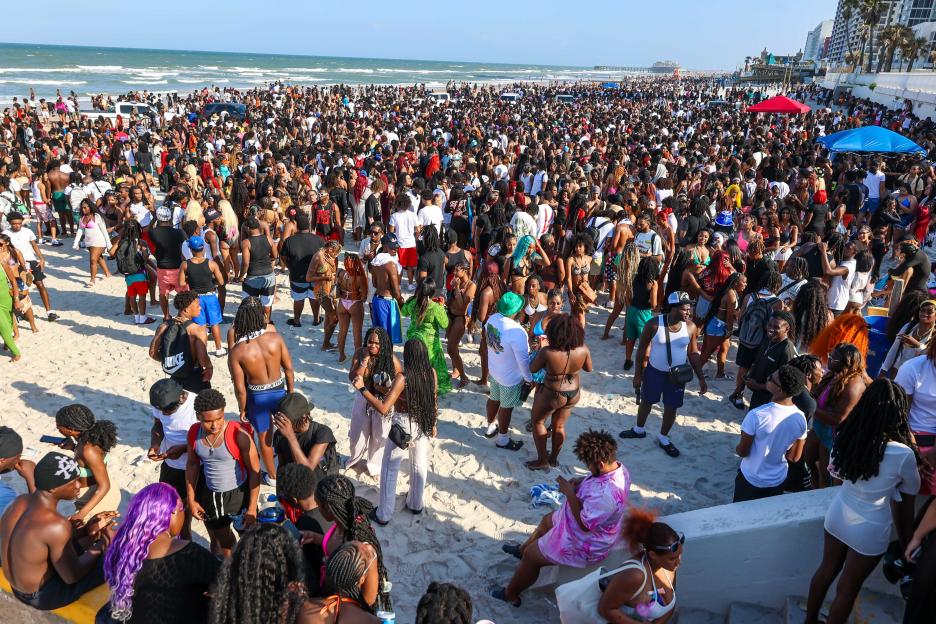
left=51, top=191, right=68, bottom=213
left=245, top=379, right=287, bottom=434
left=194, top=292, right=222, bottom=327
left=371, top=296, right=402, bottom=344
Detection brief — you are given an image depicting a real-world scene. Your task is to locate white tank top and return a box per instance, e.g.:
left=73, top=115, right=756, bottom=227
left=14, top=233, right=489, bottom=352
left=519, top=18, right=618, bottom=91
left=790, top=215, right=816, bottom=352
left=648, top=315, right=690, bottom=372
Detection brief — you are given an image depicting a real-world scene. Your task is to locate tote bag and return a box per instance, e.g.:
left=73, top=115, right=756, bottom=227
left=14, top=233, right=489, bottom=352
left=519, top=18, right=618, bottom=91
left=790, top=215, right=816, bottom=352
left=555, top=559, right=645, bottom=624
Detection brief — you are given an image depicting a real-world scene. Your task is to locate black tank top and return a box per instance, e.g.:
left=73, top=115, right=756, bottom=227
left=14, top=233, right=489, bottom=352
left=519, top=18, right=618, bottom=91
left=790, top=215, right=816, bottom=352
left=185, top=259, right=215, bottom=294
left=632, top=279, right=653, bottom=309
left=247, top=234, right=273, bottom=277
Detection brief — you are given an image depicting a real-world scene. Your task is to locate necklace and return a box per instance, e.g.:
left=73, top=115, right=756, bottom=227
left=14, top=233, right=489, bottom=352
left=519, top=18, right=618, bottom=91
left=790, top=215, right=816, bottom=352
left=204, top=424, right=226, bottom=455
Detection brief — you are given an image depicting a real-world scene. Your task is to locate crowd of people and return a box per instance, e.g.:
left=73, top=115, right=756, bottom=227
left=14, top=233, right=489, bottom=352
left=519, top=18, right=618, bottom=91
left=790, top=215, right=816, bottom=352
left=0, top=74, right=936, bottom=623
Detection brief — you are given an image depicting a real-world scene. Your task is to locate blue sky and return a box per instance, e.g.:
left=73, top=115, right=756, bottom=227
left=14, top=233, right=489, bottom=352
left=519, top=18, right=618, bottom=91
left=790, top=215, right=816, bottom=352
left=3, top=0, right=837, bottom=69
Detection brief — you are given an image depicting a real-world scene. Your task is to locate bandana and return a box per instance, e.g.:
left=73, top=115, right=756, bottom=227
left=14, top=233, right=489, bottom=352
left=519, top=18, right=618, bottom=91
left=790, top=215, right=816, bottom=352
left=34, top=452, right=81, bottom=491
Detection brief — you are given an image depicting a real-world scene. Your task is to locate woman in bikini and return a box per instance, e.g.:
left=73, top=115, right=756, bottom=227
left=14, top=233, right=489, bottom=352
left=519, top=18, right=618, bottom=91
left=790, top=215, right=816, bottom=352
left=336, top=254, right=369, bottom=364
left=565, top=233, right=596, bottom=330
left=526, top=314, right=593, bottom=470
left=509, top=234, right=550, bottom=295
left=445, top=262, right=476, bottom=390
left=698, top=272, right=745, bottom=380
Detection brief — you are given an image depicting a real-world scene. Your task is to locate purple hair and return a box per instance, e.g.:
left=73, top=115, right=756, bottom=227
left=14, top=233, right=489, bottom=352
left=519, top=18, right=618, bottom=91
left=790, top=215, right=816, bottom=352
left=104, top=483, right=179, bottom=621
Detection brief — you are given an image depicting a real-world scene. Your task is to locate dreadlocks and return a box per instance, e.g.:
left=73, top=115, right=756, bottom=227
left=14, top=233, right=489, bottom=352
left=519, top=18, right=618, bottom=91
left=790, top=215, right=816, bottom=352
left=363, top=327, right=395, bottom=389
left=416, top=582, right=474, bottom=624
left=403, top=339, right=437, bottom=438
left=314, top=475, right=390, bottom=609
left=233, top=296, right=266, bottom=341
left=832, top=378, right=918, bottom=483
left=55, top=404, right=117, bottom=453
left=209, top=524, right=307, bottom=624
left=793, top=279, right=829, bottom=349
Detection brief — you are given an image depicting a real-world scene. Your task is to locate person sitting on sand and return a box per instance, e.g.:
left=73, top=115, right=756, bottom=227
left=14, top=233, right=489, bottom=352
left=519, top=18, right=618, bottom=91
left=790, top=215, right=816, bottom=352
left=0, top=426, right=35, bottom=514
left=492, top=429, right=630, bottom=607
left=54, top=404, right=120, bottom=524
left=101, top=483, right=220, bottom=624
left=228, top=296, right=294, bottom=484
left=527, top=313, right=593, bottom=471
left=303, top=541, right=382, bottom=623
left=0, top=451, right=116, bottom=611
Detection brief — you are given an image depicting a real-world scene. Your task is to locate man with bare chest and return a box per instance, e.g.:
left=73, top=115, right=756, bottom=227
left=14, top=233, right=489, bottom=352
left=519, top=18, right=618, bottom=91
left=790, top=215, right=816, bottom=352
left=369, top=235, right=404, bottom=344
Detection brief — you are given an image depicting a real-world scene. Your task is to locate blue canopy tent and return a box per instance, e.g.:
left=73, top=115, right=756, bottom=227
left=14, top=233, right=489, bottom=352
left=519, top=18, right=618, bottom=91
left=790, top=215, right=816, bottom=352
left=817, top=125, right=927, bottom=155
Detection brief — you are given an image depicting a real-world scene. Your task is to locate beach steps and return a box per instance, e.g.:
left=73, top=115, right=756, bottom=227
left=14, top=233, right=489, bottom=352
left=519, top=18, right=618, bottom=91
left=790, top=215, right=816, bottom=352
left=674, top=588, right=905, bottom=623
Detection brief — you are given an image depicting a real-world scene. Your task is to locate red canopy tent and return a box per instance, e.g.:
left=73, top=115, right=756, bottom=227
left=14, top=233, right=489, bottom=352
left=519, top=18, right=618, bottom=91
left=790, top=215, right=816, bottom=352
left=747, top=95, right=810, bottom=114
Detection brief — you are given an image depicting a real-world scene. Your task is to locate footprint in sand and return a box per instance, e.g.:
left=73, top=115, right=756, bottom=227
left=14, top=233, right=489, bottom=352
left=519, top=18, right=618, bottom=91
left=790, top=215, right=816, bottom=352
left=694, top=476, right=725, bottom=500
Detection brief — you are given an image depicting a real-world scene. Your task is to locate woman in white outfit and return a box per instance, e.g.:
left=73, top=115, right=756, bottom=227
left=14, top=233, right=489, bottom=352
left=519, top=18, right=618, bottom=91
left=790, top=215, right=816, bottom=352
left=805, top=378, right=920, bottom=624
left=353, top=338, right=437, bottom=525
left=72, top=198, right=111, bottom=287
left=346, top=327, right=399, bottom=477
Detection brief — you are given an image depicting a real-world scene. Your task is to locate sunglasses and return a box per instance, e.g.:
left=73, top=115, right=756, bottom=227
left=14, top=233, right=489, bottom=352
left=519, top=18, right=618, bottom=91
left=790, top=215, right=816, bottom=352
left=652, top=532, right=685, bottom=553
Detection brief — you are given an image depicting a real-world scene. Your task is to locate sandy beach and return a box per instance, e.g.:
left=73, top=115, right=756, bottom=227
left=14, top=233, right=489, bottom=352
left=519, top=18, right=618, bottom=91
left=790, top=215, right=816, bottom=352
left=2, top=242, right=745, bottom=623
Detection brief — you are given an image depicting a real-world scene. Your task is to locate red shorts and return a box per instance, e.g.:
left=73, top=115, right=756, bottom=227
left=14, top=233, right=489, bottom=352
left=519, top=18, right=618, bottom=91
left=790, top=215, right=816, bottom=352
left=157, top=268, right=188, bottom=296
left=126, top=280, right=149, bottom=297
left=398, top=246, right=417, bottom=268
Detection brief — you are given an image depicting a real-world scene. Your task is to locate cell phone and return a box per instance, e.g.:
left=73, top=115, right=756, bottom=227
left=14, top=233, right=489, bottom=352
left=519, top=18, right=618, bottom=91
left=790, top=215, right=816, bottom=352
left=40, top=435, right=68, bottom=445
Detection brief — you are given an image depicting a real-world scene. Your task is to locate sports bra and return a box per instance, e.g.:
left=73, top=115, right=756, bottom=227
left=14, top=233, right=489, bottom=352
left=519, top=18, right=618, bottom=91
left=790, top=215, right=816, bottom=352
left=615, top=553, right=676, bottom=622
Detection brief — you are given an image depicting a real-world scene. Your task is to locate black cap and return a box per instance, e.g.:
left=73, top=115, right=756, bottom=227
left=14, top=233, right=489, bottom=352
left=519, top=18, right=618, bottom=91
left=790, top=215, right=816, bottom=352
left=380, top=234, right=399, bottom=250
left=277, top=392, right=312, bottom=422
left=149, top=378, right=184, bottom=411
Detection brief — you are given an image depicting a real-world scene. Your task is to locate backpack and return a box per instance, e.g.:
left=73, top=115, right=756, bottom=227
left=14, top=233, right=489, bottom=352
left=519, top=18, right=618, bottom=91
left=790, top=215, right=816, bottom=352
left=115, top=238, right=144, bottom=275
left=315, top=201, right=333, bottom=236
left=0, top=190, right=27, bottom=216
left=737, top=294, right=779, bottom=348
left=186, top=420, right=253, bottom=481
left=585, top=216, right=610, bottom=254
left=160, top=319, right=194, bottom=379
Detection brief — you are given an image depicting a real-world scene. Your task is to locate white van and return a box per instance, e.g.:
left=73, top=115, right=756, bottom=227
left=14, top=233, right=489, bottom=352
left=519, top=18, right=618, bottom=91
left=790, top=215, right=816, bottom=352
left=428, top=92, right=450, bottom=104
left=555, top=94, right=575, bottom=104
left=499, top=92, right=520, bottom=102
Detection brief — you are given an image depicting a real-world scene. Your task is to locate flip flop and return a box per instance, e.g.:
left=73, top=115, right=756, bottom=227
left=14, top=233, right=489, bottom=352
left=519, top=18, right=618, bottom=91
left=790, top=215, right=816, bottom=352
left=501, top=543, right=522, bottom=559
left=524, top=460, right=550, bottom=472
left=496, top=439, right=524, bottom=451
left=490, top=588, right=521, bottom=607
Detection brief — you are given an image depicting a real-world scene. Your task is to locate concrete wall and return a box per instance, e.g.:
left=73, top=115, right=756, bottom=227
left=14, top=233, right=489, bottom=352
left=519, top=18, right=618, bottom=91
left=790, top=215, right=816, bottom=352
left=533, top=488, right=900, bottom=615
left=821, top=71, right=936, bottom=120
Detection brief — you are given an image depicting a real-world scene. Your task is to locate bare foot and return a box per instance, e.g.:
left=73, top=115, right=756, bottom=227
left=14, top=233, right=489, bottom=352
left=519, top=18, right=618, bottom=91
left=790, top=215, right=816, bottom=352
left=548, top=457, right=559, bottom=467
left=322, top=343, right=337, bottom=352
left=525, top=460, right=550, bottom=471
left=10, top=354, right=21, bottom=362
left=338, top=353, right=347, bottom=363
left=601, top=333, right=610, bottom=340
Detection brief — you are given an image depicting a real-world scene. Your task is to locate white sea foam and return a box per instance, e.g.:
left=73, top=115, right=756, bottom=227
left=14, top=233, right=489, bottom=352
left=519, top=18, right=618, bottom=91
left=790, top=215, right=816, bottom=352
left=122, top=79, right=168, bottom=85
left=76, top=65, right=125, bottom=72
left=336, top=68, right=374, bottom=73
left=0, top=67, right=75, bottom=73
left=0, top=79, right=87, bottom=85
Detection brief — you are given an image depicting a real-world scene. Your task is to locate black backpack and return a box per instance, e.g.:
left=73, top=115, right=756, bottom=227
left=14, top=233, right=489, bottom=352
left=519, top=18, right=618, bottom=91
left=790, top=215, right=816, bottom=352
left=160, top=319, right=194, bottom=380
left=115, top=238, right=144, bottom=276
left=737, top=294, right=779, bottom=348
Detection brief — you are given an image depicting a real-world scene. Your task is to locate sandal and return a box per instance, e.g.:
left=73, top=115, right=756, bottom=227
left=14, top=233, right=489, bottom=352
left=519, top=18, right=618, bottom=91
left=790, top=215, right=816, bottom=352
left=490, top=588, right=521, bottom=607
left=524, top=460, right=550, bottom=471
left=496, top=439, right=524, bottom=451
left=501, top=543, right=522, bottom=559
left=285, top=318, right=301, bottom=328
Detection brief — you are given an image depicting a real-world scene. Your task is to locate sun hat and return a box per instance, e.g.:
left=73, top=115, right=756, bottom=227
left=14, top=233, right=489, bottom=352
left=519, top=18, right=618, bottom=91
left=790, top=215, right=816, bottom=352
left=497, top=291, right=524, bottom=316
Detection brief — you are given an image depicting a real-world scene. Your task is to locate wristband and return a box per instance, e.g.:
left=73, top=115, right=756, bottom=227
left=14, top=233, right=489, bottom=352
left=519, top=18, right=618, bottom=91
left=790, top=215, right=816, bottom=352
left=358, top=386, right=366, bottom=395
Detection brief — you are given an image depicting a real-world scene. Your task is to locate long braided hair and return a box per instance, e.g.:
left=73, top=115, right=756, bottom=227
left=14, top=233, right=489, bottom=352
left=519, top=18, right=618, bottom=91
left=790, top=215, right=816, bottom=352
left=470, top=261, right=504, bottom=327
left=416, top=582, right=473, bottom=624
left=55, top=404, right=118, bottom=453
left=323, top=542, right=371, bottom=614
left=616, top=241, right=639, bottom=305
left=815, top=343, right=865, bottom=409
left=209, top=524, right=308, bottom=624
left=831, top=378, right=919, bottom=482
left=233, top=296, right=266, bottom=342
left=363, top=327, right=395, bottom=388
left=403, top=339, right=437, bottom=437
left=314, top=475, right=390, bottom=610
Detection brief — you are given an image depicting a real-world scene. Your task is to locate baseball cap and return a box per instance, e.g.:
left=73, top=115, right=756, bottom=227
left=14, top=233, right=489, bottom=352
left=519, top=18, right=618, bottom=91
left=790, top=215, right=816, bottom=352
left=380, top=234, right=399, bottom=251
left=156, top=205, right=173, bottom=222
left=667, top=291, right=693, bottom=306
left=277, top=392, right=313, bottom=423
left=204, top=208, right=221, bottom=222
left=149, top=379, right=184, bottom=411
left=188, top=235, right=205, bottom=251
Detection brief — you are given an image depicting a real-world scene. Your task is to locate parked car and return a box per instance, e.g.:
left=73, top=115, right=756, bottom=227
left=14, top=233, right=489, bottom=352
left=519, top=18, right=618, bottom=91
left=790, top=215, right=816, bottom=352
left=202, top=102, right=247, bottom=120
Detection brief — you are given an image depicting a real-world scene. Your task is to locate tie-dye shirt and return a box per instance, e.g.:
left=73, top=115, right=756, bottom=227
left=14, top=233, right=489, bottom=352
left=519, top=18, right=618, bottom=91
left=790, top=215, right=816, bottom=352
left=538, top=463, right=631, bottom=567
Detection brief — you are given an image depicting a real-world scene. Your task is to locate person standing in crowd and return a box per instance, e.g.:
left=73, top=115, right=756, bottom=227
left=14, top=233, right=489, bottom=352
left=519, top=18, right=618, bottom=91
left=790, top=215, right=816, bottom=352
left=734, top=365, right=808, bottom=502
left=894, top=338, right=936, bottom=499
left=3, top=211, right=57, bottom=321
left=148, top=291, right=213, bottom=393
left=370, top=235, right=405, bottom=345
left=184, top=388, right=260, bottom=557
left=150, top=204, right=188, bottom=321
left=0, top=247, right=22, bottom=360
left=806, top=379, right=920, bottom=624
left=622, top=256, right=661, bottom=370
left=109, top=219, right=155, bottom=325
left=882, top=298, right=936, bottom=379
left=239, top=217, right=277, bottom=322
left=388, top=195, right=420, bottom=289
left=143, top=380, right=198, bottom=521
left=102, top=483, right=220, bottom=624
left=179, top=235, right=226, bottom=356
left=743, top=311, right=799, bottom=411
left=484, top=291, right=533, bottom=451
left=527, top=314, right=593, bottom=470
left=493, top=430, right=630, bottom=606
left=307, top=239, right=341, bottom=352
left=0, top=451, right=115, bottom=611
left=621, top=292, right=707, bottom=458
left=401, top=279, right=451, bottom=396
left=353, top=338, right=437, bottom=525
left=335, top=253, right=369, bottom=364
left=446, top=261, right=476, bottom=389
left=228, top=296, right=294, bottom=484
left=71, top=198, right=111, bottom=287
left=281, top=214, right=323, bottom=328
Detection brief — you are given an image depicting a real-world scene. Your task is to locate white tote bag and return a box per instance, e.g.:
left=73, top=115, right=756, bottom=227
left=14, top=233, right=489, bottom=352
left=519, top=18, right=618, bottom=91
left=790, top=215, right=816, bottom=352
left=555, top=560, right=645, bottom=624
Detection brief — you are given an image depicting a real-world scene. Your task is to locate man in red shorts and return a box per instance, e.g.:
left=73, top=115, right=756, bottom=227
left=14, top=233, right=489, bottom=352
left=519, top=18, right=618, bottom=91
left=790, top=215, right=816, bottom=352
left=150, top=204, right=188, bottom=320
left=387, top=195, right=419, bottom=290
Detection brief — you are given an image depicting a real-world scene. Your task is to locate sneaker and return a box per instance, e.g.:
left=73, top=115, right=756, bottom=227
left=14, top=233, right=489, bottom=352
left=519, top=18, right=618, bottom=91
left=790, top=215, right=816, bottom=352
left=659, top=440, right=681, bottom=458
left=261, top=473, right=276, bottom=487
left=495, top=439, right=524, bottom=451
left=623, top=359, right=633, bottom=371
left=50, top=239, right=63, bottom=247
left=619, top=428, right=647, bottom=439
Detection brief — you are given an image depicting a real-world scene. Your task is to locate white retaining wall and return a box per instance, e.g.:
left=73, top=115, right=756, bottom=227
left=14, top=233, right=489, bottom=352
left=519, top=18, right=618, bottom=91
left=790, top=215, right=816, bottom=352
left=821, top=71, right=936, bottom=120
left=533, top=488, right=900, bottom=615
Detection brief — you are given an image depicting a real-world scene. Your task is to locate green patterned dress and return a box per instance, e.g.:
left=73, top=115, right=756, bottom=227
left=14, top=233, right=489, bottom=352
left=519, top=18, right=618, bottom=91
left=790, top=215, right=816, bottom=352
left=401, top=298, right=451, bottom=396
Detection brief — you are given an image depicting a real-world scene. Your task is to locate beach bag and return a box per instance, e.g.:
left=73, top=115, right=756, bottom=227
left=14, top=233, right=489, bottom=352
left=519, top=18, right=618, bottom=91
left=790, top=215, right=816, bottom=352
left=388, top=422, right=412, bottom=450
left=737, top=294, right=778, bottom=348
left=0, top=190, right=27, bottom=216
left=556, top=559, right=645, bottom=624
left=664, top=317, right=694, bottom=386
left=160, top=319, right=194, bottom=380
left=115, top=238, right=144, bottom=275
left=315, top=202, right=333, bottom=236
left=187, top=420, right=253, bottom=479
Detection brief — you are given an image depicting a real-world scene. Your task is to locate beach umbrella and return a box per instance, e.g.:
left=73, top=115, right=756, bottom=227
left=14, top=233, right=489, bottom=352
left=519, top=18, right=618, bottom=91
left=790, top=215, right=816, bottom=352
left=746, top=95, right=810, bottom=114
left=817, top=125, right=927, bottom=155
left=115, top=131, right=130, bottom=142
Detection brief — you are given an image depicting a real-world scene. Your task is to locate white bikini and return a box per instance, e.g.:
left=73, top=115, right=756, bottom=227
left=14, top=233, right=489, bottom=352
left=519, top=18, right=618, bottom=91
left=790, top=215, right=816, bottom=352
left=616, top=553, right=676, bottom=622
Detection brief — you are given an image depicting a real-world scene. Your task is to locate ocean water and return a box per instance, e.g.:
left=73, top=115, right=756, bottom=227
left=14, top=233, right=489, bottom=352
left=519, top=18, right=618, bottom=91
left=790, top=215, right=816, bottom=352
left=0, top=42, right=617, bottom=103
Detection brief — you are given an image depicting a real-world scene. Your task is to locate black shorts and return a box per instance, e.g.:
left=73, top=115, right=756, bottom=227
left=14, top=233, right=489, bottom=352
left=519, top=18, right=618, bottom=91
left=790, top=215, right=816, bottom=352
left=29, top=260, right=46, bottom=283
left=13, top=559, right=104, bottom=611
left=196, top=481, right=247, bottom=530
left=159, top=463, right=188, bottom=504
left=735, top=343, right=759, bottom=369
left=733, top=470, right=784, bottom=503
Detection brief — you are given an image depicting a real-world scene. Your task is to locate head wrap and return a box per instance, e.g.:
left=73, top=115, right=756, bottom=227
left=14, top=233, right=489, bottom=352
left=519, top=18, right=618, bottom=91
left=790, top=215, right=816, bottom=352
left=34, top=452, right=81, bottom=491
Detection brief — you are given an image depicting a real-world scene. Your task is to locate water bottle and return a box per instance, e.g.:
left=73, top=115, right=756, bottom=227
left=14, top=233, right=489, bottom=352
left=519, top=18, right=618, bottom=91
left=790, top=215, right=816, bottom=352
left=258, top=493, right=285, bottom=524
left=374, top=611, right=395, bottom=624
